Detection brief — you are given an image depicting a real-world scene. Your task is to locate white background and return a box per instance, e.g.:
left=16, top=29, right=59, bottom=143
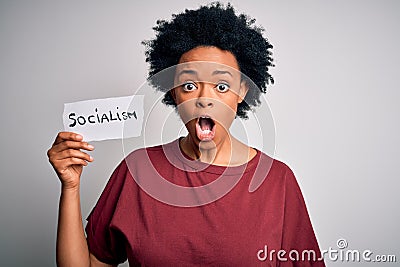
left=0, top=1, right=399, bottom=266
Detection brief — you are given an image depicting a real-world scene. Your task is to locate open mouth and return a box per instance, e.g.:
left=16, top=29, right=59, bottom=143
left=195, top=116, right=216, bottom=141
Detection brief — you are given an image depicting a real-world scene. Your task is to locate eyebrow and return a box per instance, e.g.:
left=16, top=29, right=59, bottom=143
left=176, top=69, right=233, bottom=78
left=212, top=70, right=233, bottom=77
left=176, top=69, right=198, bottom=78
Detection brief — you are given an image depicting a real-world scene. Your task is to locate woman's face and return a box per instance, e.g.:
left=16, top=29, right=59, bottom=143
left=172, top=46, right=248, bottom=147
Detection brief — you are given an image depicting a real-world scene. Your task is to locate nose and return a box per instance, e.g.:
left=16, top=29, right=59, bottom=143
left=196, top=98, right=213, bottom=108
left=196, top=84, right=214, bottom=108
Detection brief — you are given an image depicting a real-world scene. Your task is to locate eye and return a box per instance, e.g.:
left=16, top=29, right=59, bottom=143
left=215, top=82, right=230, bottom=93
left=182, top=82, right=197, bottom=92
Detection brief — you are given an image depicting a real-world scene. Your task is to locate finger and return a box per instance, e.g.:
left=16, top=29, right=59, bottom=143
left=53, top=132, right=83, bottom=145
left=47, top=142, right=93, bottom=161
left=55, top=157, right=89, bottom=171
left=51, top=140, right=94, bottom=154
left=55, top=149, right=94, bottom=162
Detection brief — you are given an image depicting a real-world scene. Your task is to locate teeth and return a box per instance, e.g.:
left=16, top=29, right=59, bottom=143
left=200, top=116, right=211, bottom=120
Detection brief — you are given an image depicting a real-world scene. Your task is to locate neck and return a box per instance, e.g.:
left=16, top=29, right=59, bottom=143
left=180, top=134, right=256, bottom=166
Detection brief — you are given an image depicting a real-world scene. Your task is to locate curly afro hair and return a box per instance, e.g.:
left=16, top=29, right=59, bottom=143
left=142, top=2, right=274, bottom=119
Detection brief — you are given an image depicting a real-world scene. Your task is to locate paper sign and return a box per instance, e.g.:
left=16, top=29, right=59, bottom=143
left=63, top=95, right=144, bottom=141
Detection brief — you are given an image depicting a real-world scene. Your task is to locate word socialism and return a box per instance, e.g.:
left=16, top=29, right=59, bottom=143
left=68, top=107, right=137, bottom=127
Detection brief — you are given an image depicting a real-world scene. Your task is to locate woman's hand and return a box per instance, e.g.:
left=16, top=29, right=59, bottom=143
left=47, top=132, right=94, bottom=190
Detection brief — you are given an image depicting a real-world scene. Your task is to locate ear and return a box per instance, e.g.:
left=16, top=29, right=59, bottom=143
left=237, top=80, right=249, bottom=104
left=170, top=88, right=177, bottom=103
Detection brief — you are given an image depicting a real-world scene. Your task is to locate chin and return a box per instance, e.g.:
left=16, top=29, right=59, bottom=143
left=198, top=139, right=217, bottom=151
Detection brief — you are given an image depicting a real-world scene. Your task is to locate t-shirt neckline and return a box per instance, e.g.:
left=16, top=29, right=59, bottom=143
left=162, top=138, right=261, bottom=176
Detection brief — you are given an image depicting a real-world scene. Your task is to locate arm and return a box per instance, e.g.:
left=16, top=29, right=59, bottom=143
left=48, top=132, right=115, bottom=267
left=57, top=187, right=114, bottom=267
left=280, top=167, right=325, bottom=266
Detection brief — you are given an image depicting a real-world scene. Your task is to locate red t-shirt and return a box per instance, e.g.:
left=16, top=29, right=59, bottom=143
left=85, top=139, right=325, bottom=266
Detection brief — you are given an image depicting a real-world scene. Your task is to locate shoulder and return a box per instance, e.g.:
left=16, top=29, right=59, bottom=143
left=269, top=157, right=306, bottom=202
left=103, top=143, right=165, bottom=187
left=257, top=151, right=295, bottom=179
left=124, top=138, right=180, bottom=166
left=271, top=156, right=294, bottom=176
left=124, top=142, right=165, bottom=164
left=254, top=151, right=299, bottom=188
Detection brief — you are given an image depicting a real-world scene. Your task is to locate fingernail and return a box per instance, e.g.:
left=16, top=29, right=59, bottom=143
left=76, top=134, right=83, bottom=140
left=90, top=156, right=94, bottom=161
left=88, top=144, right=94, bottom=150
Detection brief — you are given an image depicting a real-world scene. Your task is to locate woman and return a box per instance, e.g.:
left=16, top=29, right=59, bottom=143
left=48, top=3, right=325, bottom=266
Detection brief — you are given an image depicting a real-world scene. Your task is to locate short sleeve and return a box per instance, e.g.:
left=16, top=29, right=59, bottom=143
left=85, top=160, right=129, bottom=265
left=280, top=166, right=326, bottom=267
